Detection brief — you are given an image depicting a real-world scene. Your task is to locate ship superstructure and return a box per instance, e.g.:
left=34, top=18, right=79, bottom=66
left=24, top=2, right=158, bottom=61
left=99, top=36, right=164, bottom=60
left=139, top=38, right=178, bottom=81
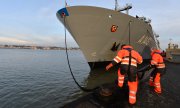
left=166, top=41, right=180, bottom=63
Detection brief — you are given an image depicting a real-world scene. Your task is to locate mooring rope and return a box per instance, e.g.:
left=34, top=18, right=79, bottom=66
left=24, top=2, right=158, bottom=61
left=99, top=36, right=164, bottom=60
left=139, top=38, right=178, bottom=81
left=63, top=16, right=98, bottom=92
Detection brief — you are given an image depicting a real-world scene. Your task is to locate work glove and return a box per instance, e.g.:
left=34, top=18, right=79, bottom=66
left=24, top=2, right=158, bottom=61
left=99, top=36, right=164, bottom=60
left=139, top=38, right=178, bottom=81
left=106, top=63, right=113, bottom=71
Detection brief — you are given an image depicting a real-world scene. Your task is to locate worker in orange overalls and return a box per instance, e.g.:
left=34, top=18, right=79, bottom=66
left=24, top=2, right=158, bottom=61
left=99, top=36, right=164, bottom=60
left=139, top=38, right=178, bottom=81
left=149, top=48, right=166, bottom=93
left=106, top=44, right=143, bottom=105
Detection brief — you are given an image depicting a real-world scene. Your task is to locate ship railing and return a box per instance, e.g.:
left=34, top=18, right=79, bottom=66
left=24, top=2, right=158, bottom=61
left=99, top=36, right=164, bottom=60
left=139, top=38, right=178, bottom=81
left=136, top=16, right=151, bottom=24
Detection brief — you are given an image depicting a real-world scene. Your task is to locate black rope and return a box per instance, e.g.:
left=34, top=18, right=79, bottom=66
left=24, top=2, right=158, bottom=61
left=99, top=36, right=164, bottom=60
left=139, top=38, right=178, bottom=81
left=128, top=49, right=132, bottom=76
left=137, top=64, right=153, bottom=80
left=63, top=16, right=98, bottom=92
left=127, top=21, right=132, bottom=78
left=127, top=20, right=152, bottom=80
left=128, top=21, right=132, bottom=45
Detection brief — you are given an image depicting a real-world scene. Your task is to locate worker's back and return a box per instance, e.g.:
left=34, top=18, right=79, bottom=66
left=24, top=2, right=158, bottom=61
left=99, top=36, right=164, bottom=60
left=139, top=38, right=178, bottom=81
left=117, top=45, right=143, bottom=66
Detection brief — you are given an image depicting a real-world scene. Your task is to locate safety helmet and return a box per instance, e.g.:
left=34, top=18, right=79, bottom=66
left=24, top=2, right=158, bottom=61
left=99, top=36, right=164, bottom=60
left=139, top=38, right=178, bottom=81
left=151, top=48, right=161, bottom=56
left=122, top=45, right=133, bottom=49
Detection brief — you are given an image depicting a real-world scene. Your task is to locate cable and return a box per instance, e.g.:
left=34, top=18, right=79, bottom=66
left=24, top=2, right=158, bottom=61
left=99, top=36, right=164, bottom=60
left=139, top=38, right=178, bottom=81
left=128, top=20, right=151, bottom=80
left=63, top=16, right=98, bottom=92
left=128, top=21, right=132, bottom=45
left=137, top=64, right=153, bottom=80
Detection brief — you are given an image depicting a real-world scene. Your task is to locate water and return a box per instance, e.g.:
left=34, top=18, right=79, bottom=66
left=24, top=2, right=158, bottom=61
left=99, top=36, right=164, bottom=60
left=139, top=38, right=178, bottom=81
left=0, top=49, right=91, bottom=108
left=0, top=49, right=180, bottom=108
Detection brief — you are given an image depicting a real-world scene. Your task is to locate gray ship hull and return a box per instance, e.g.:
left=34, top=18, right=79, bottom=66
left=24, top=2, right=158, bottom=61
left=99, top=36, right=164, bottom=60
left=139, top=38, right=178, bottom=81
left=57, top=6, right=158, bottom=68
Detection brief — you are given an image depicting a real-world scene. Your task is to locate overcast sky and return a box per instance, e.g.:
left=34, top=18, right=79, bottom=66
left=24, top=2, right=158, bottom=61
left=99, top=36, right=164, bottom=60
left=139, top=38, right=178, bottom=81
left=0, top=0, right=179, bottom=49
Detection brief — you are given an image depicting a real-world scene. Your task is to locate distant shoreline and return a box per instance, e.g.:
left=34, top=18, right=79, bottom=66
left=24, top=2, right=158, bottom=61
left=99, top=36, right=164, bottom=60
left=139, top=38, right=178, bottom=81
left=0, top=45, right=80, bottom=50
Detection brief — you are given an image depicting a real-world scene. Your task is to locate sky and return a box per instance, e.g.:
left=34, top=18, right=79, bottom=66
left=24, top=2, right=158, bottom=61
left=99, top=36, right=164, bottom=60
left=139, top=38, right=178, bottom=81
left=0, top=0, right=179, bottom=49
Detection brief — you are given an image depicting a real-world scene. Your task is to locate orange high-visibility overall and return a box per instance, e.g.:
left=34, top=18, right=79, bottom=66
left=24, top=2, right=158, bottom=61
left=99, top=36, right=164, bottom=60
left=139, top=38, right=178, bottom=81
left=150, top=49, right=166, bottom=93
left=107, top=45, right=143, bottom=104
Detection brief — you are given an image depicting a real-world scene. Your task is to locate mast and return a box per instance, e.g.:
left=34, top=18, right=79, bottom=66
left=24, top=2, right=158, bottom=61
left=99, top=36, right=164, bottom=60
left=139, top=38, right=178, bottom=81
left=115, top=0, right=132, bottom=15
left=115, top=0, right=119, bottom=11
left=65, top=0, right=68, bottom=7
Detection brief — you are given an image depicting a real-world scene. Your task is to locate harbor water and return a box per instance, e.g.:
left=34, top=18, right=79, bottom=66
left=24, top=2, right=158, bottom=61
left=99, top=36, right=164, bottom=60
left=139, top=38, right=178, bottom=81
left=0, top=49, right=180, bottom=108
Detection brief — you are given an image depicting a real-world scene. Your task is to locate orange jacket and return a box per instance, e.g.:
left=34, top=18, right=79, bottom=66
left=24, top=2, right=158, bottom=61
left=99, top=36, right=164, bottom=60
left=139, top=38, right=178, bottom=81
left=113, top=45, right=143, bottom=67
left=151, top=50, right=165, bottom=68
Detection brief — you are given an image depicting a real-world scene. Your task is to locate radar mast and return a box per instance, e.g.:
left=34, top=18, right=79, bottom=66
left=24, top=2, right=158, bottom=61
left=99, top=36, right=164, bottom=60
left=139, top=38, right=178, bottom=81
left=115, top=0, right=132, bottom=15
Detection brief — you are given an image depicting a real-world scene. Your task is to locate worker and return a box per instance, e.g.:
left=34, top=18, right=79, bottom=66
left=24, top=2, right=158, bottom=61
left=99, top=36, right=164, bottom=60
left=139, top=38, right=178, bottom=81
left=149, top=48, right=166, bottom=94
left=106, top=44, right=143, bottom=105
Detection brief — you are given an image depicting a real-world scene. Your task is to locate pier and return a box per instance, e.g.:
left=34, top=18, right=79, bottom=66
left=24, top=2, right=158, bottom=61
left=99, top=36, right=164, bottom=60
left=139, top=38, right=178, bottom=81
left=62, top=61, right=180, bottom=108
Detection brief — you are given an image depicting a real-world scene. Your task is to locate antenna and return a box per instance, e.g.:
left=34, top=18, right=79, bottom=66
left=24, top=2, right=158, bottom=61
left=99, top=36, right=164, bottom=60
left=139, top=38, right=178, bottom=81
left=169, top=38, right=173, bottom=44
left=115, top=0, right=119, bottom=11
left=115, top=0, right=132, bottom=15
left=65, top=0, right=67, bottom=7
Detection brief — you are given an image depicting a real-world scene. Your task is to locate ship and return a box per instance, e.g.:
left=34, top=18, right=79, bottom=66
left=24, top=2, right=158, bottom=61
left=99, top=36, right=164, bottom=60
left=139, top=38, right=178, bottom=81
left=165, top=42, right=180, bottom=63
left=56, top=0, right=160, bottom=69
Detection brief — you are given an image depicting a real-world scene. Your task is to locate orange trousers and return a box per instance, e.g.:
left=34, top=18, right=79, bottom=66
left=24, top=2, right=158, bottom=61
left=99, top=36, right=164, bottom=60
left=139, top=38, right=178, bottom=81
left=149, top=72, right=161, bottom=93
left=128, top=81, right=138, bottom=104
left=154, top=73, right=161, bottom=93
left=118, top=67, right=138, bottom=104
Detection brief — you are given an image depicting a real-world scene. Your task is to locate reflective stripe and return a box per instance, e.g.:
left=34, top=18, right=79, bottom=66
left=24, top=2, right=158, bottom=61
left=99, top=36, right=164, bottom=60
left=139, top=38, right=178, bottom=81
left=155, top=86, right=161, bottom=88
left=118, top=81, right=124, bottom=83
left=157, top=65, right=165, bottom=68
left=152, top=60, right=157, bottom=63
left=113, top=58, right=119, bottom=63
left=157, top=66, right=165, bottom=68
left=121, top=60, right=136, bottom=63
left=157, top=63, right=165, bottom=68
left=118, top=77, right=124, bottom=79
left=158, top=64, right=165, bottom=66
left=122, top=58, right=129, bottom=61
left=121, top=62, right=137, bottom=67
left=121, top=57, right=137, bottom=67
left=113, top=56, right=122, bottom=63
left=129, top=96, right=136, bottom=99
left=151, top=60, right=157, bottom=65
left=116, top=56, right=122, bottom=61
left=138, top=60, right=143, bottom=64
left=122, top=58, right=137, bottom=62
left=154, top=83, right=160, bottom=85
left=121, top=60, right=137, bottom=65
left=131, top=59, right=137, bottom=62
left=130, top=90, right=136, bottom=94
